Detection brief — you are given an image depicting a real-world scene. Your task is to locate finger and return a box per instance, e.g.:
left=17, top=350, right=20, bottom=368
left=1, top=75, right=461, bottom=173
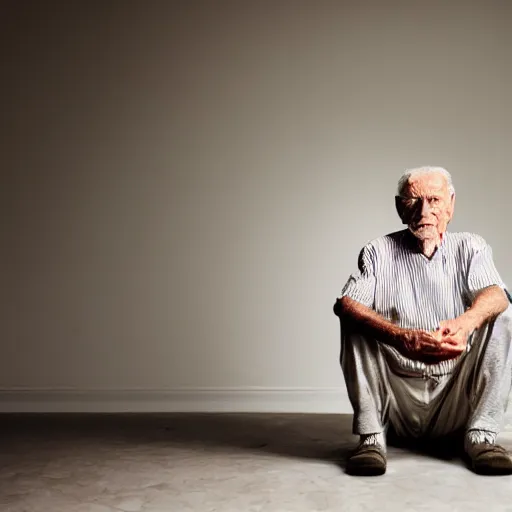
left=433, top=344, right=463, bottom=357
left=423, top=334, right=444, bottom=345
left=441, top=337, right=459, bottom=346
left=440, top=337, right=461, bottom=347
left=431, top=330, right=444, bottom=342
left=420, top=332, right=439, bottom=343
left=419, top=338, right=439, bottom=348
left=422, top=343, right=446, bottom=354
left=440, top=344, right=463, bottom=354
left=423, top=341, right=461, bottom=355
left=441, top=332, right=464, bottom=345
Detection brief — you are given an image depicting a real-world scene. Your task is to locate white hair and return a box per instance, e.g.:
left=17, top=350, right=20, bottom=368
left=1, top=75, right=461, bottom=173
left=396, top=166, right=455, bottom=197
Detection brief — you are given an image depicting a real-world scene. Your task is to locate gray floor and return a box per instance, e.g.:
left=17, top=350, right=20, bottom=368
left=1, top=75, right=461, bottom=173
left=1, top=413, right=512, bottom=512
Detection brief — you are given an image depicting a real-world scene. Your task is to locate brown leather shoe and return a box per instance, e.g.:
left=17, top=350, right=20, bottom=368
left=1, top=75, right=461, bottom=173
left=467, top=443, right=512, bottom=475
left=346, top=443, right=387, bottom=476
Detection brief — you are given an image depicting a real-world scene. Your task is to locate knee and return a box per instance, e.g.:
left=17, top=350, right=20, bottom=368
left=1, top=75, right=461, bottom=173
left=480, top=306, right=512, bottom=360
left=493, top=305, right=512, bottom=338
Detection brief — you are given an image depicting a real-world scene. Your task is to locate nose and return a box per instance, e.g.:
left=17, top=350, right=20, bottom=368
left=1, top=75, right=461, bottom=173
left=417, top=199, right=435, bottom=217
left=410, top=198, right=434, bottom=222
left=420, top=199, right=432, bottom=216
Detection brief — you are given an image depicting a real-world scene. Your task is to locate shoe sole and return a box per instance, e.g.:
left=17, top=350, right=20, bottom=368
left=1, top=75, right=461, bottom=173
left=346, top=457, right=386, bottom=476
left=346, top=465, right=386, bottom=476
left=472, top=463, right=512, bottom=476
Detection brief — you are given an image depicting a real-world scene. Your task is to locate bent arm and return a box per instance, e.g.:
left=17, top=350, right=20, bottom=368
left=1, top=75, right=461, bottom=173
left=462, top=285, right=510, bottom=331
left=334, top=296, right=402, bottom=347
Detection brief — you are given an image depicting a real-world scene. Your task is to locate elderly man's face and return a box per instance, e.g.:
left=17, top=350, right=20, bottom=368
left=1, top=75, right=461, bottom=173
left=396, top=173, right=455, bottom=241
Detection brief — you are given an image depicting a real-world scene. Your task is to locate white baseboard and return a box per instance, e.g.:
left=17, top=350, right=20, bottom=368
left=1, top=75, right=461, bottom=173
left=0, top=387, right=352, bottom=414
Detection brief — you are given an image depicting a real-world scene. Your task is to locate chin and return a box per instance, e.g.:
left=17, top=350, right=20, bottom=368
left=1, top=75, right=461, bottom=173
left=409, top=225, right=439, bottom=240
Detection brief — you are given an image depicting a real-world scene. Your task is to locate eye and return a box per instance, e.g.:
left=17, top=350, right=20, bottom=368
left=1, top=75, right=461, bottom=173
left=403, top=197, right=418, bottom=208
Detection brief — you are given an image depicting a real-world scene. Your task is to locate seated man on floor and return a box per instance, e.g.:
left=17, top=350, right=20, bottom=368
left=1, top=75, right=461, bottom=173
left=334, top=166, right=512, bottom=476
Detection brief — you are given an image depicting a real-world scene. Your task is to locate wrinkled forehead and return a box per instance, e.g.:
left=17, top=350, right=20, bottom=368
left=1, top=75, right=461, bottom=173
left=405, top=173, right=450, bottom=197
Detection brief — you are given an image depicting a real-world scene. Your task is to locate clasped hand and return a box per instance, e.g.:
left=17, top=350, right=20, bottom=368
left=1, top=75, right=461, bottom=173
left=399, top=317, right=472, bottom=363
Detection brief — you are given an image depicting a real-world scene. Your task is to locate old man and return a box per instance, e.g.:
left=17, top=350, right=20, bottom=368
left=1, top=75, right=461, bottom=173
left=334, top=166, right=512, bottom=476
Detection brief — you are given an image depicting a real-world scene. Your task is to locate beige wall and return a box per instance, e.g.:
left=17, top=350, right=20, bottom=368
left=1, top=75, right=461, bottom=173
left=1, top=0, right=511, bottom=410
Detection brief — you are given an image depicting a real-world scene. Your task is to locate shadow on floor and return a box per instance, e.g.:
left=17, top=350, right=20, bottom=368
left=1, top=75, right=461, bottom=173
left=0, top=413, right=465, bottom=470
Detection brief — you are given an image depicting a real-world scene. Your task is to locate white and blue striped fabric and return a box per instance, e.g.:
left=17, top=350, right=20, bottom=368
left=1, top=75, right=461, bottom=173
left=340, top=229, right=509, bottom=376
left=341, top=229, right=508, bottom=331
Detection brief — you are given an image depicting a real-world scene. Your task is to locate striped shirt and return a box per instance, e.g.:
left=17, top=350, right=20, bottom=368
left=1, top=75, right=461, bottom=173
left=340, top=229, right=509, bottom=376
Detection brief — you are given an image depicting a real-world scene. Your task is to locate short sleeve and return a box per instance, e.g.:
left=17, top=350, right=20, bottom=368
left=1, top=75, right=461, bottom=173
left=467, top=239, right=507, bottom=299
left=339, top=244, right=376, bottom=308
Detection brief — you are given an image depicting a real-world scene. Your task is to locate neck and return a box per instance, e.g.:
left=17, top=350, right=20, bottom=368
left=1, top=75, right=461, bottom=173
left=417, top=238, right=440, bottom=258
left=407, top=230, right=444, bottom=258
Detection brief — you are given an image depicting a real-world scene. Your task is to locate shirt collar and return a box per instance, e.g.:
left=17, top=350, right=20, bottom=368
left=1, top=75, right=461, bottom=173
left=403, top=228, right=448, bottom=258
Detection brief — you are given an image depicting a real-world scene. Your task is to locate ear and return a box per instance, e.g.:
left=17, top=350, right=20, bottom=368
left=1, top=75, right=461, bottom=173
left=447, top=193, right=456, bottom=221
left=395, top=196, right=407, bottom=224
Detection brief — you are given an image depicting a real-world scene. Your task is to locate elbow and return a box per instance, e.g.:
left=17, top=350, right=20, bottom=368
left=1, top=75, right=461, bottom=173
left=333, top=296, right=351, bottom=318
left=333, top=297, right=343, bottom=317
left=487, top=287, right=511, bottom=320
left=499, top=290, right=511, bottom=313
left=494, top=286, right=511, bottom=313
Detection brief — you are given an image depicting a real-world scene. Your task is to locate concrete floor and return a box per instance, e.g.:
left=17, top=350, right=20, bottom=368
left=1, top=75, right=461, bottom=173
left=1, top=413, right=512, bottom=512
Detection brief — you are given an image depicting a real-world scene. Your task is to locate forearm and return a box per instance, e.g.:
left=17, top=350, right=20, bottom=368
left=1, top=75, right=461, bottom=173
left=462, top=285, right=510, bottom=331
left=334, top=296, right=402, bottom=346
